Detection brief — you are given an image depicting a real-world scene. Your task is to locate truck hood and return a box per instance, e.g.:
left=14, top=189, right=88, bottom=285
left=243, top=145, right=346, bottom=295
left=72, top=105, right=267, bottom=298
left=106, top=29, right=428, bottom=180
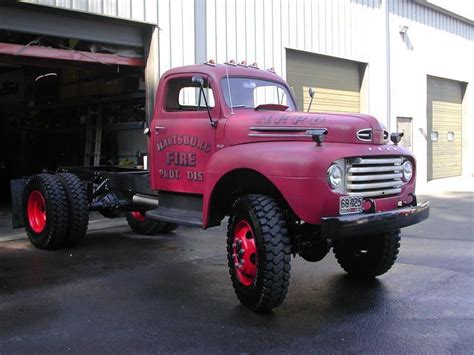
left=224, top=110, right=388, bottom=146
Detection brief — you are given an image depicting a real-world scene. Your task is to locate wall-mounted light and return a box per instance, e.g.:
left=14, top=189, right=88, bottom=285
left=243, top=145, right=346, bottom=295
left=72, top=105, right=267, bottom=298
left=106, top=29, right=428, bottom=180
left=399, top=25, right=409, bottom=34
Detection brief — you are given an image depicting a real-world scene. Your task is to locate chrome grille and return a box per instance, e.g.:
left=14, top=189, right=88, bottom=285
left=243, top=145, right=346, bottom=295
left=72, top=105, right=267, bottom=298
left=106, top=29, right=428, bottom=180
left=346, top=157, right=403, bottom=198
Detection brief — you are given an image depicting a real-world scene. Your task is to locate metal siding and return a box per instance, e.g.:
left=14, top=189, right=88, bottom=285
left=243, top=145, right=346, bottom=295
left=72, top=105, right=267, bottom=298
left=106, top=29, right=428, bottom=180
left=203, top=0, right=393, bottom=80
left=20, top=0, right=157, bottom=23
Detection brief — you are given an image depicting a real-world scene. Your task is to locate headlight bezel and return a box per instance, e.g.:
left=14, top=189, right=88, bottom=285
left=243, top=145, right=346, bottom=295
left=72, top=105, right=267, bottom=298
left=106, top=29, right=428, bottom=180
left=401, top=160, right=413, bottom=182
left=327, top=163, right=343, bottom=189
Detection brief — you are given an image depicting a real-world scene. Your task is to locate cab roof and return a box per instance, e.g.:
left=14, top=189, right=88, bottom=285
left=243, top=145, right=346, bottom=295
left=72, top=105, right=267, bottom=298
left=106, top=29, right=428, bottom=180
left=161, top=63, right=286, bottom=84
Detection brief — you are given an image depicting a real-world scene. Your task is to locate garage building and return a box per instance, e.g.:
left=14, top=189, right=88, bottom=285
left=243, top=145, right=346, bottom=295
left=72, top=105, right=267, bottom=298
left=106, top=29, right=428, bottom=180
left=0, top=0, right=473, bottom=214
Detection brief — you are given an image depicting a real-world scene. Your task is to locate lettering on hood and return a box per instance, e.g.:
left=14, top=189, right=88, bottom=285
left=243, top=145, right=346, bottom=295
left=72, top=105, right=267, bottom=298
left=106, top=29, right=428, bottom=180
left=256, top=115, right=326, bottom=125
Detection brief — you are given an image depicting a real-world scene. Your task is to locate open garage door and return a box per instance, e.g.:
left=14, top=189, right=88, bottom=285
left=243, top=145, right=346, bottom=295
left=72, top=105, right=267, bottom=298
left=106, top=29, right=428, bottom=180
left=286, top=49, right=363, bottom=113
left=0, top=4, right=151, bottom=209
left=427, top=76, right=463, bottom=180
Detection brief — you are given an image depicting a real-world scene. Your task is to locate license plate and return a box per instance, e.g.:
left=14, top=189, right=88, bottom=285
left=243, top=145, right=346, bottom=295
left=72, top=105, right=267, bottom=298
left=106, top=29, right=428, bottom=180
left=339, top=196, right=363, bottom=215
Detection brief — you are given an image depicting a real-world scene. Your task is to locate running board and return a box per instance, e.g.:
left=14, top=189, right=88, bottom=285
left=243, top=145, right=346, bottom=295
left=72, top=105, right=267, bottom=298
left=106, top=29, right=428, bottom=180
left=146, top=207, right=203, bottom=228
left=146, top=191, right=203, bottom=228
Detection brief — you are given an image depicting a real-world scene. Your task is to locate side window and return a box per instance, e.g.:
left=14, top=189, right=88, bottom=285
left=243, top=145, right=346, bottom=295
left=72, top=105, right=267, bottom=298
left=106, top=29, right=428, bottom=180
left=165, top=77, right=215, bottom=112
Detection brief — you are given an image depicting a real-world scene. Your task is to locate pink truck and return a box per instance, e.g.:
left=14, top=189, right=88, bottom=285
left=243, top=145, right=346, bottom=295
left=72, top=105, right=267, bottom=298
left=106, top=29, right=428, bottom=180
left=11, top=62, right=429, bottom=312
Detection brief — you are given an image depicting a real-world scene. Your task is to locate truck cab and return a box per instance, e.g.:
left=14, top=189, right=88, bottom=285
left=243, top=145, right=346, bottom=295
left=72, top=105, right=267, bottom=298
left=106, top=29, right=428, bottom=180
left=14, top=61, right=429, bottom=312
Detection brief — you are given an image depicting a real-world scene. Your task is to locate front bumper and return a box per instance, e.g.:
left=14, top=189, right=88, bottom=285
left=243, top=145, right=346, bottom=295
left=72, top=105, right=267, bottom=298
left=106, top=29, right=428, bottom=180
left=321, top=201, right=430, bottom=239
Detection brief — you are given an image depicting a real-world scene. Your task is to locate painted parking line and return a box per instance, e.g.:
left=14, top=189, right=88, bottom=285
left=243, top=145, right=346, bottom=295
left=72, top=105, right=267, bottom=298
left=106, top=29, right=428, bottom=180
left=0, top=234, right=26, bottom=242
left=0, top=218, right=129, bottom=244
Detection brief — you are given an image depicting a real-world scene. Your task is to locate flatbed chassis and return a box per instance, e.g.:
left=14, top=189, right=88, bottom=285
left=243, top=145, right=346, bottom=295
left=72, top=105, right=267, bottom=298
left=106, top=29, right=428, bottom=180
left=11, top=165, right=157, bottom=229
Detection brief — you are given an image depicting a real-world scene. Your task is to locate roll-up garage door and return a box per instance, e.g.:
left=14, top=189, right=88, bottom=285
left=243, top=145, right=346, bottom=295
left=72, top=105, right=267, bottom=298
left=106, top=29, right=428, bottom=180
left=286, top=49, right=362, bottom=113
left=427, top=76, right=463, bottom=180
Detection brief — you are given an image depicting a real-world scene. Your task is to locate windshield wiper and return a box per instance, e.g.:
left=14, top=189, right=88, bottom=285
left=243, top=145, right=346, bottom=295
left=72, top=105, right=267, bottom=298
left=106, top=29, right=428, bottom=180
left=231, top=105, right=253, bottom=108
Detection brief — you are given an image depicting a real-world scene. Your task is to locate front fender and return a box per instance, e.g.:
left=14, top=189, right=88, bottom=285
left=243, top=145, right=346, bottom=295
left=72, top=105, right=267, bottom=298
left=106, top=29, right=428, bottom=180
left=203, top=142, right=416, bottom=227
left=203, top=142, right=332, bottom=227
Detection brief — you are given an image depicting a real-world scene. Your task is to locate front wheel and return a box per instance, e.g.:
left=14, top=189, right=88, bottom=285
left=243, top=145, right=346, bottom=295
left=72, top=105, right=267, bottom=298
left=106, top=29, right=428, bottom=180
left=227, top=194, right=291, bottom=312
left=333, top=229, right=401, bottom=279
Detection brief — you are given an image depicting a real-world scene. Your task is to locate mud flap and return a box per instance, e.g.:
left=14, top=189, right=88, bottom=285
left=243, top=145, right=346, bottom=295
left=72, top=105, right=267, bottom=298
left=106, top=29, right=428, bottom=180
left=10, top=178, right=29, bottom=229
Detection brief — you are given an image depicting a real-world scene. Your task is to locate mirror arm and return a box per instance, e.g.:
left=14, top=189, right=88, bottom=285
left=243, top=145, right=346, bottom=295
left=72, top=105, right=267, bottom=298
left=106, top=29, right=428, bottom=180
left=307, top=88, right=315, bottom=113
left=200, top=84, right=217, bottom=128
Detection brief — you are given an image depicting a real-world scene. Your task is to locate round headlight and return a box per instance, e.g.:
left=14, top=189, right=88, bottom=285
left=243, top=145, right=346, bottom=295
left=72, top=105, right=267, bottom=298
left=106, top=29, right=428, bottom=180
left=327, top=164, right=343, bottom=189
left=402, top=160, right=413, bottom=182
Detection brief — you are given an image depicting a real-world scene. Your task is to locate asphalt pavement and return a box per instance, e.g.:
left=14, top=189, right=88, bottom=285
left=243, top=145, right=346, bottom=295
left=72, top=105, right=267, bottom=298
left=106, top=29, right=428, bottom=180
left=0, top=192, right=473, bottom=354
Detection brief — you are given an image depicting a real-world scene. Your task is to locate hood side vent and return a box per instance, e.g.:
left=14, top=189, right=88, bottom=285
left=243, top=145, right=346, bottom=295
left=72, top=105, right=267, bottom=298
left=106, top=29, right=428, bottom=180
left=356, top=128, right=372, bottom=142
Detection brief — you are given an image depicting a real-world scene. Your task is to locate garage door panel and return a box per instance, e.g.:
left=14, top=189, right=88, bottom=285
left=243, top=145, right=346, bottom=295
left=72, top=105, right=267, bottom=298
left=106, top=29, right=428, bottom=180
left=427, top=76, right=463, bottom=180
left=287, top=49, right=361, bottom=113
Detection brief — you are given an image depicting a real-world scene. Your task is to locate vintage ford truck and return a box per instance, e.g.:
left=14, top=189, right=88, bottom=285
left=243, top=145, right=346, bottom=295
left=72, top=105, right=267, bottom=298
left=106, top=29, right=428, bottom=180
left=11, top=61, right=429, bottom=312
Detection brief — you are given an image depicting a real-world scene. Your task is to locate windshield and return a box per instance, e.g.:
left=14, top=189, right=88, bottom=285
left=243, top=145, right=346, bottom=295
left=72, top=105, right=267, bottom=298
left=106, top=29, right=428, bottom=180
left=221, top=77, right=297, bottom=111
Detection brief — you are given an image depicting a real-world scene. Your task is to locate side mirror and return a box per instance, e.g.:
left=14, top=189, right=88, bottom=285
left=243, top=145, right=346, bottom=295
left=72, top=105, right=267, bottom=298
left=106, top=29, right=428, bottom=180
left=192, top=75, right=204, bottom=86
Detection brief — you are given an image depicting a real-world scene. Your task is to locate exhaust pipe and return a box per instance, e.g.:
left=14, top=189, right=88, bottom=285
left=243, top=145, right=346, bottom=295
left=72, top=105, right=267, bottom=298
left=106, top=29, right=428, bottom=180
left=132, top=194, right=159, bottom=207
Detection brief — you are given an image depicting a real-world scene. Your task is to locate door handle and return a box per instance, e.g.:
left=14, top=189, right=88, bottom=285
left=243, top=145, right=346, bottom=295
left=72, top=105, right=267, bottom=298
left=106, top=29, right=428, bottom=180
left=155, top=126, right=166, bottom=133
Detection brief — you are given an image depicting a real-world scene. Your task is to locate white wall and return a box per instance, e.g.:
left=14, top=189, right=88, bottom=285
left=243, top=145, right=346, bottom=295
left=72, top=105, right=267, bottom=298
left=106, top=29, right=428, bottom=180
left=389, top=0, right=474, bottom=183
left=203, top=0, right=473, bottom=183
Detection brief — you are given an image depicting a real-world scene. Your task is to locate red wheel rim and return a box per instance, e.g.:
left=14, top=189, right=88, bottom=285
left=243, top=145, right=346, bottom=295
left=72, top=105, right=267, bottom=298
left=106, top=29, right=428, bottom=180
left=28, top=190, right=47, bottom=233
left=131, top=211, right=146, bottom=222
left=233, top=220, right=258, bottom=286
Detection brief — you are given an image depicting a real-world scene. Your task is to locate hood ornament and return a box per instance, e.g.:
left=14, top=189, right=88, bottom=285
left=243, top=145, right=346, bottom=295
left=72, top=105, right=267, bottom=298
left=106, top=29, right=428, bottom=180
left=390, top=132, right=404, bottom=145
left=306, top=128, right=328, bottom=146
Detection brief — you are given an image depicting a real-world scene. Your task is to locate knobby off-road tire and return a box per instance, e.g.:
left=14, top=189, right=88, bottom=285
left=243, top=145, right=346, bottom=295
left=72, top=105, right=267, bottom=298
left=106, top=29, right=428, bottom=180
left=227, top=194, right=291, bottom=312
left=23, top=174, right=69, bottom=250
left=126, top=212, right=178, bottom=235
left=333, top=229, right=401, bottom=279
left=56, top=173, right=89, bottom=246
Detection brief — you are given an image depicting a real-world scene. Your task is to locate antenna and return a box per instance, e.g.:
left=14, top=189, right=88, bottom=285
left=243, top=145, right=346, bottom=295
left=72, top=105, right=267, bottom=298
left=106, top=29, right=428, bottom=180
left=225, top=65, right=234, bottom=115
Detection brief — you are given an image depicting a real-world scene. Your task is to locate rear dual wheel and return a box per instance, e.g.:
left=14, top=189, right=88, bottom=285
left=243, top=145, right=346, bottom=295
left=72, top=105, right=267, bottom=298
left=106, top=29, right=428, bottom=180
left=23, top=173, right=89, bottom=250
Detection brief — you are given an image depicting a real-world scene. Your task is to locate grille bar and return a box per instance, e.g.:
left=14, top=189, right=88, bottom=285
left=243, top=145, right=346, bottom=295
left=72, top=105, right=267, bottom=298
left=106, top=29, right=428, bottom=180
left=352, top=158, right=402, bottom=165
left=347, top=188, right=402, bottom=198
left=346, top=156, right=403, bottom=198
left=347, top=181, right=402, bottom=190
left=348, top=166, right=402, bottom=173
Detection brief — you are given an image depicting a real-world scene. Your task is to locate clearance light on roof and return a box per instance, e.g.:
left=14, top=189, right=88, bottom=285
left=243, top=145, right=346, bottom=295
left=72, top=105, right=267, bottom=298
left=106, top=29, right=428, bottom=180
left=225, top=59, right=237, bottom=66
left=205, top=59, right=216, bottom=66
left=238, top=60, right=248, bottom=67
left=250, top=62, right=259, bottom=69
left=266, top=67, right=276, bottom=74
